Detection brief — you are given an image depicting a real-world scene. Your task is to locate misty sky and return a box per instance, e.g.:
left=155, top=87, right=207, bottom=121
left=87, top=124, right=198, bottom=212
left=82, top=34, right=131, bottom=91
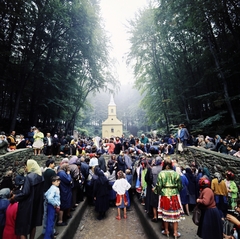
left=100, top=0, right=148, bottom=85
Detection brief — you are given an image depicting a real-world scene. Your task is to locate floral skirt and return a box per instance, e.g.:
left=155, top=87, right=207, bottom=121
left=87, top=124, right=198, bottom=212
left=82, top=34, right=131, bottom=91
left=157, top=195, right=185, bottom=222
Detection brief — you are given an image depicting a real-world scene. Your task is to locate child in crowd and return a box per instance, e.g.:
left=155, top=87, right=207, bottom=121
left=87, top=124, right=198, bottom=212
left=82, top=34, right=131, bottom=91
left=44, top=176, right=61, bottom=239
left=112, top=171, right=131, bottom=220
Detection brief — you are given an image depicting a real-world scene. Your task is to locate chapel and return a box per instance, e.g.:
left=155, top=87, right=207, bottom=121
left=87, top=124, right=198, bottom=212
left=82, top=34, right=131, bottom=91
left=102, top=95, right=123, bottom=138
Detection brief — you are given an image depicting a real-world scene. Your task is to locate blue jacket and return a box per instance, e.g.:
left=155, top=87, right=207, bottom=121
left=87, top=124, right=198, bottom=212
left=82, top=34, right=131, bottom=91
left=180, top=128, right=189, bottom=141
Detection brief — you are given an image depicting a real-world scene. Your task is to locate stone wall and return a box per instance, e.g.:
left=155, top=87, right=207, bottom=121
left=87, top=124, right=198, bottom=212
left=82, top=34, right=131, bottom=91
left=0, top=148, right=49, bottom=182
left=1, top=147, right=240, bottom=186
left=182, top=146, right=240, bottom=185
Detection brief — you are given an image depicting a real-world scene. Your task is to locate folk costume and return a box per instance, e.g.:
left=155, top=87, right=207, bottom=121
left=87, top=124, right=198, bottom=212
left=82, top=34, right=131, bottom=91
left=112, top=178, right=131, bottom=208
left=154, top=168, right=184, bottom=222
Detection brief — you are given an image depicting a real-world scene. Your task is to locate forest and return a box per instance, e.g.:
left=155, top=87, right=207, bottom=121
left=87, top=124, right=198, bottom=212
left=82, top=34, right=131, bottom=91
left=0, top=0, right=240, bottom=137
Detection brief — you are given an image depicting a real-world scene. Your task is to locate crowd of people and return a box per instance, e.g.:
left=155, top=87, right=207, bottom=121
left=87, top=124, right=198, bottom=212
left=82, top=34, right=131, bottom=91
left=1, top=124, right=240, bottom=159
left=0, top=124, right=240, bottom=238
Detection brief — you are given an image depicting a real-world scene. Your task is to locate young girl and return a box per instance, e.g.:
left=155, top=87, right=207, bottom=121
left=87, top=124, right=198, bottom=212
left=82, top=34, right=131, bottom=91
left=112, top=171, right=131, bottom=220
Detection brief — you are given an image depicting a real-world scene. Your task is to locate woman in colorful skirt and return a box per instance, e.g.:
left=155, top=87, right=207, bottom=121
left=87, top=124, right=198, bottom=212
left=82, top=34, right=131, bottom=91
left=154, top=158, right=184, bottom=239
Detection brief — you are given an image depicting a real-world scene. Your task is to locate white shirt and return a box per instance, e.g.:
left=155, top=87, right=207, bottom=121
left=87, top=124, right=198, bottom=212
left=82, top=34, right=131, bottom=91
left=47, top=137, right=51, bottom=146
left=112, top=178, right=131, bottom=195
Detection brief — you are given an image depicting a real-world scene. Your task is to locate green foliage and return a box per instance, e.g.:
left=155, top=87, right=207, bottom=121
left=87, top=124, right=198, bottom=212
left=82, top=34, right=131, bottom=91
left=126, top=0, right=240, bottom=135
left=0, top=0, right=119, bottom=134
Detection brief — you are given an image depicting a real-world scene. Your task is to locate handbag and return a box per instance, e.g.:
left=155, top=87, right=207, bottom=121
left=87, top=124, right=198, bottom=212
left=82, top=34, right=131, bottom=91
left=192, top=204, right=201, bottom=225
left=177, top=142, right=183, bottom=152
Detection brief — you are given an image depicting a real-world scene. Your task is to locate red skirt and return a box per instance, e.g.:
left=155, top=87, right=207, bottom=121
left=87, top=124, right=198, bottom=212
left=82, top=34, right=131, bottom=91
left=157, top=195, right=185, bottom=222
left=116, top=194, right=128, bottom=208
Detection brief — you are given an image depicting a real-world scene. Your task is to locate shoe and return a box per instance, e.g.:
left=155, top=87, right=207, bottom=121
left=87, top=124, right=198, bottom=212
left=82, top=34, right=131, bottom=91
left=141, top=202, right=145, bottom=206
left=123, top=214, right=127, bottom=219
left=151, top=218, right=158, bottom=223
left=56, top=222, right=67, bottom=226
left=70, top=208, right=75, bottom=211
left=66, top=215, right=72, bottom=219
left=53, top=231, right=59, bottom=236
left=161, top=230, right=169, bottom=238
left=173, top=232, right=181, bottom=239
left=116, top=216, right=121, bottom=220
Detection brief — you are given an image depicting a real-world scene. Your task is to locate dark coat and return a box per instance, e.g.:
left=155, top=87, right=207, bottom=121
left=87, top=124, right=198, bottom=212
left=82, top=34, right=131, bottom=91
left=15, top=172, right=44, bottom=235
left=117, top=155, right=125, bottom=172
left=92, top=170, right=109, bottom=213
left=57, top=170, right=72, bottom=210
left=114, top=141, right=122, bottom=154
left=80, top=162, right=89, bottom=180
left=98, top=156, right=106, bottom=172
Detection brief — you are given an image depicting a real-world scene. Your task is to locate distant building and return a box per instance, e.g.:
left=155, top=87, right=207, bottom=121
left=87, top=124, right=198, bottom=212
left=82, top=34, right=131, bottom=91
left=102, top=95, right=123, bottom=138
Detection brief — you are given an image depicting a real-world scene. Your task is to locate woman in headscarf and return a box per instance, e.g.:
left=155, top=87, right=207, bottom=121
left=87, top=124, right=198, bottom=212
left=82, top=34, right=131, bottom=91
left=176, top=167, right=190, bottom=216
left=0, top=188, right=10, bottom=238
left=12, top=159, right=44, bottom=239
left=154, top=159, right=184, bottom=239
left=106, top=160, right=117, bottom=206
left=57, top=163, right=72, bottom=226
left=196, top=177, right=223, bottom=239
left=211, top=172, right=228, bottom=219
left=68, top=156, right=80, bottom=209
left=185, top=167, right=197, bottom=211
left=150, top=158, right=162, bottom=222
left=92, top=166, right=109, bottom=220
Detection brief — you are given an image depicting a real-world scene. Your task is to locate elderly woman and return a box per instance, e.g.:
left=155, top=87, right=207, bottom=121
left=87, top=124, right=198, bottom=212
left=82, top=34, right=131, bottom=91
left=211, top=172, right=228, bottom=219
left=68, top=156, right=80, bottom=209
left=13, top=159, right=44, bottom=239
left=196, top=177, right=223, bottom=239
left=57, top=163, right=72, bottom=226
left=154, top=159, right=184, bottom=239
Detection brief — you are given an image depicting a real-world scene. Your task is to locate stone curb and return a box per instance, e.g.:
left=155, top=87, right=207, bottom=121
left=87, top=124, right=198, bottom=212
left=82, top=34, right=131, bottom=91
left=132, top=195, right=161, bottom=239
left=36, top=199, right=88, bottom=239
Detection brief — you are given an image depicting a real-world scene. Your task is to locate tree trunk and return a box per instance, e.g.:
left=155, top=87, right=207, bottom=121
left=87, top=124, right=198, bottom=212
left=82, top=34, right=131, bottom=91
left=207, top=37, right=237, bottom=127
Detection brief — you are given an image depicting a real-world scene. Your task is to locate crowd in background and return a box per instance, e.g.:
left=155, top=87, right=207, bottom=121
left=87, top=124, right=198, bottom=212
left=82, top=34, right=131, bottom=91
left=0, top=124, right=240, bottom=159
left=0, top=124, right=240, bottom=238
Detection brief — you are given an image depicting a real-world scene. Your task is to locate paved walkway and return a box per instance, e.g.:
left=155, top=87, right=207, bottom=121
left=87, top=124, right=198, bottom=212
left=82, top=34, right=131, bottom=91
left=34, top=194, right=199, bottom=239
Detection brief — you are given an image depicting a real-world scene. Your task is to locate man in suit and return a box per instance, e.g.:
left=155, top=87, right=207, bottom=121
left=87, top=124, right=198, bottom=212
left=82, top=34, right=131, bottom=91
left=43, top=133, right=53, bottom=156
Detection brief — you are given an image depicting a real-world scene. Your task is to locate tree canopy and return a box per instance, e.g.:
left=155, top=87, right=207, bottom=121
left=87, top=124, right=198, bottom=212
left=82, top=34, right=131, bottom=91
left=127, top=0, right=240, bottom=135
left=0, top=0, right=118, bottom=135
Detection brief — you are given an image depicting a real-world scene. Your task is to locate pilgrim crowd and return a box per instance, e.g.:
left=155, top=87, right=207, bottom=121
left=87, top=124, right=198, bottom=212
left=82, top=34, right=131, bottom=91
left=0, top=124, right=240, bottom=238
